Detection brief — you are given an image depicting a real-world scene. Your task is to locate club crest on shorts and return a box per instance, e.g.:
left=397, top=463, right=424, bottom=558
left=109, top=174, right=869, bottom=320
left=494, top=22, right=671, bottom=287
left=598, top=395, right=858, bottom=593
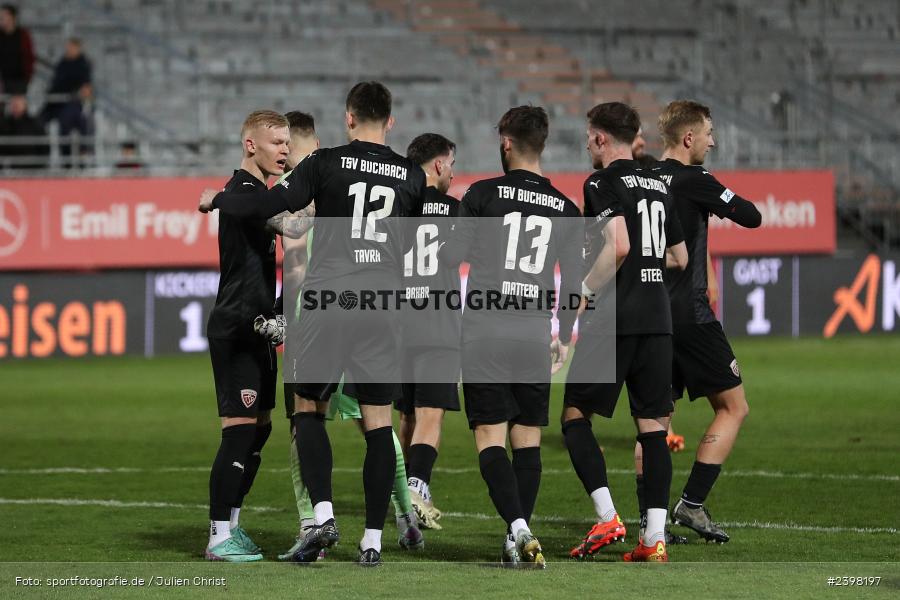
left=240, top=389, right=258, bottom=408
left=730, top=359, right=740, bottom=378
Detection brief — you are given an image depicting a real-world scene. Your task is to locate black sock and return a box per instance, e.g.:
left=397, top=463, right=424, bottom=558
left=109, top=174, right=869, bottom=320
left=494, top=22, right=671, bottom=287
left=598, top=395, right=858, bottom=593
left=638, top=431, right=672, bottom=510
left=293, top=412, right=332, bottom=505
left=682, top=461, right=722, bottom=506
left=562, top=418, right=609, bottom=495
left=234, top=422, right=272, bottom=507
left=363, top=426, right=395, bottom=530
left=478, top=445, right=524, bottom=526
left=636, top=474, right=646, bottom=518
left=208, top=423, right=256, bottom=521
left=512, top=447, right=542, bottom=523
left=406, top=443, right=438, bottom=484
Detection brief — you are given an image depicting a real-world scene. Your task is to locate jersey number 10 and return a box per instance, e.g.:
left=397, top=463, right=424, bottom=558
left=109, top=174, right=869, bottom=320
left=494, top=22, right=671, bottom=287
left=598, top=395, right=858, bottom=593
left=637, top=199, right=666, bottom=259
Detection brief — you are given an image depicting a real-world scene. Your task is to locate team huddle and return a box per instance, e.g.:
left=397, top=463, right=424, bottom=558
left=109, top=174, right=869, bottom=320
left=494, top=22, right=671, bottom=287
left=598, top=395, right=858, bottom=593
left=196, top=81, right=761, bottom=567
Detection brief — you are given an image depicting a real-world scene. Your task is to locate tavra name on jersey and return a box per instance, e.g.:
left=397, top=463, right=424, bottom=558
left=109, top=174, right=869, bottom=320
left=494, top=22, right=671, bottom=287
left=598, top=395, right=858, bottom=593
left=422, top=202, right=450, bottom=215
left=340, top=156, right=408, bottom=181
left=497, top=185, right=566, bottom=211
left=619, top=174, right=668, bottom=194
left=355, top=248, right=382, bottom=263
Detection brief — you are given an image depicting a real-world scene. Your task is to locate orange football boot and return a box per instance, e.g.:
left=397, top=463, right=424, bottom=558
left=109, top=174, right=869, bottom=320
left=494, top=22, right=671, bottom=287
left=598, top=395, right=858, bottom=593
left=623, top=540, right=668, bottom=562
left=569, top=514, right=627, bottom=558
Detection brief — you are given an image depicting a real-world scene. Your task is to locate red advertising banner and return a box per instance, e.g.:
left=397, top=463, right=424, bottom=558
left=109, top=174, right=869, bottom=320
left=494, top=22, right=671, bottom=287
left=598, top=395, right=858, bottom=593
left=708, top=170, right=835, bottom=255
left=0, top=170, right=834, bottom=271
left=0, top=178, right=224, bottom=271
left=452, top=170, right=836, bottom=256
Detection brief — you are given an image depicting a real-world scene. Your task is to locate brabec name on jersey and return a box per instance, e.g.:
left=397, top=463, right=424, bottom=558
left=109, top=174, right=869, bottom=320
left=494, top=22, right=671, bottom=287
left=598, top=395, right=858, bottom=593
left=652, top=158, right=761, bottom=325
left=582, top=159, right=684, bottom=336
left=211, top=140, right=427, bottom=289
left=207, top=169, right=276, bottom=339
left=440, top=169, right=583, bottom=344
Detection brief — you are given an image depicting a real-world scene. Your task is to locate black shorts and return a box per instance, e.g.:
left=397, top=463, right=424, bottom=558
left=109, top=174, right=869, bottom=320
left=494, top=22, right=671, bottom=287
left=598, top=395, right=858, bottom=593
left=461, top=339, right=550, bottom=429
left=396, top=346, right=461, bottom=415
left=672, top=321, right=743, bottom=401
left=564, top=334, right=674, bottom=419
left=209, top=336, right=276, bottom=418
left=289, top=303, right=401, bottom=406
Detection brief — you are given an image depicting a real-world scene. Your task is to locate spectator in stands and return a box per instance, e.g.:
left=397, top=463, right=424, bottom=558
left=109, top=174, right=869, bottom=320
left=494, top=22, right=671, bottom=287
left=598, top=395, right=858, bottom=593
left=0, top=4, right=35, bottom=95
left=0, top=94, right=48, bottom=168
left=115, top=141, right=145, bottom=170
left=42, top=38, right=94, bottom=166
left=42, top=37, right=94, bottom=133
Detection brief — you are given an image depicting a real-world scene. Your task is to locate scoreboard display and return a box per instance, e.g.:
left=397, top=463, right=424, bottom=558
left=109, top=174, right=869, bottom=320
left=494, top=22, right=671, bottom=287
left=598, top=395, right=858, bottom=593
left=719, top=254, right=899, bottom=338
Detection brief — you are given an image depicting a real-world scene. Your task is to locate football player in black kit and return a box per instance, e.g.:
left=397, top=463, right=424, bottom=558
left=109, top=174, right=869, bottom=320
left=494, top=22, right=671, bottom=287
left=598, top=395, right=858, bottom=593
left=199, top=82, right=427, bottom=566
left=563, top=102, right=687, bottom=562
left=204, top=110, right=289, bottom=562
left=646, top=100, right=761, bottom=543
left=440, top=106, right=584, bottom=568
left=397, top=133, right=460, bottom=531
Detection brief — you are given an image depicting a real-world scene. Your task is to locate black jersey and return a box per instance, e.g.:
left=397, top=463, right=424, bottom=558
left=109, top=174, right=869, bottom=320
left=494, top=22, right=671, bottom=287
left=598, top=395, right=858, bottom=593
left=652, top=158, right=761, bottom=325
left=581, top=159, right=684, bottom=336
left=440, top=169, right=583, bottom=344
left=211, top=140, right=427, bottom=290
left=402, top=186, right=461, bottom=349
left=207, top=169, right=277, bottom=339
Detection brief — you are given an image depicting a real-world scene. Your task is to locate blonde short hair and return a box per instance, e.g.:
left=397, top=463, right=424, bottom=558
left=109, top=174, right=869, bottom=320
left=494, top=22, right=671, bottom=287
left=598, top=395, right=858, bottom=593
left=658, top=101, right=711, bottom=148
left=241, top=110, right=289, bottom=140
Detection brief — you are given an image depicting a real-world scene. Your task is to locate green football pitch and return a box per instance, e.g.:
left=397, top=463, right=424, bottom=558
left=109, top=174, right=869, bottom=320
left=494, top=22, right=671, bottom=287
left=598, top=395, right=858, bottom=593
left=2, top=336, right=899, bottom=599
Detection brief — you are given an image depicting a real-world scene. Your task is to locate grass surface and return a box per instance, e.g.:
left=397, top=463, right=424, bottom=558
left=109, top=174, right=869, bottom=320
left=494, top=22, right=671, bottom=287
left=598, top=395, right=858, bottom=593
left=2, top=336, right=899, bottom=598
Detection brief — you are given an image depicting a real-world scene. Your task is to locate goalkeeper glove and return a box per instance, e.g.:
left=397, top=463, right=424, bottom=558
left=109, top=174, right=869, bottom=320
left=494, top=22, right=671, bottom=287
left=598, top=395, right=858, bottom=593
left=253, top=314, right=285, bottom=346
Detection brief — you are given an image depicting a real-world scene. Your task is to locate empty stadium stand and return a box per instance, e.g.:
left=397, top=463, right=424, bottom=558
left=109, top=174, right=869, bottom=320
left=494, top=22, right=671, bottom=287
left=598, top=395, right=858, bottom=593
left=4, top=0, right=898, bottom=247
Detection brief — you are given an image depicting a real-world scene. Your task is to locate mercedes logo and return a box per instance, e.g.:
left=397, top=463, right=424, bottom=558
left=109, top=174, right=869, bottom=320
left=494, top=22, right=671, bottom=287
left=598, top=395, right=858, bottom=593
left=0, top=189, right=28, bottom=258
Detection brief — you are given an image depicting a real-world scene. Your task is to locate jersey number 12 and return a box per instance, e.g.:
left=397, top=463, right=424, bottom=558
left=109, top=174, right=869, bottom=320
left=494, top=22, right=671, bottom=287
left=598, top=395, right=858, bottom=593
left=349, top=181, right=394, bottom=242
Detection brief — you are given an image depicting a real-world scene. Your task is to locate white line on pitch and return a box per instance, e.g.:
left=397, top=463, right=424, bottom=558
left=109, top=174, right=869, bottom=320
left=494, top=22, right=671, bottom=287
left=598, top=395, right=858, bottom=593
left=1, top=466, right=897, bottom=483
left=0, top=498, right=280, bottom=512
left=0, top=498, right=895, bottom=535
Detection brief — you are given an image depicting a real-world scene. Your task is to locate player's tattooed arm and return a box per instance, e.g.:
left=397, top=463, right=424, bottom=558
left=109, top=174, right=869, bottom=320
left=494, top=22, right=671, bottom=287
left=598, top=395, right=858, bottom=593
left=700, top=434, right=720, bottom=444
left=267, top=204, right=316, bottom=239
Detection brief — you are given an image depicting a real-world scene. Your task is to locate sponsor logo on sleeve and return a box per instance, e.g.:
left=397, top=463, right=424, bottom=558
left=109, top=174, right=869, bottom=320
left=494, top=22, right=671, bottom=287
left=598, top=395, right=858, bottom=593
left=720, top=189, right=735, bottom=203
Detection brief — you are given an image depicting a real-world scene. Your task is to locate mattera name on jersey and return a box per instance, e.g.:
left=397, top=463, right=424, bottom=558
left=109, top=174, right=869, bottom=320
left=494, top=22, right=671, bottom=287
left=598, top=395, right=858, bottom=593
left=497, top=185, right=566, bottom=211
left=620, top=174, right=667, bottom=194
left=502, top=280, right=539, bottom=299
left=340, top=156, right=408, bottom=180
